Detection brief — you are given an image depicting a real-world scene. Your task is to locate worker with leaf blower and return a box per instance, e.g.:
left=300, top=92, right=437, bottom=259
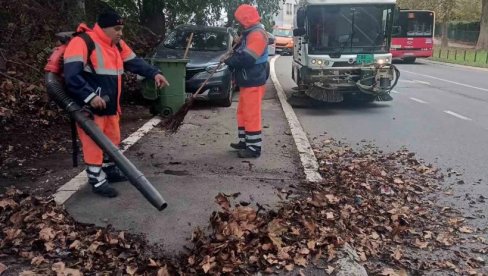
left=222, top=4, right=269, bottom=158
left=63, top=10, right=169, bottom=198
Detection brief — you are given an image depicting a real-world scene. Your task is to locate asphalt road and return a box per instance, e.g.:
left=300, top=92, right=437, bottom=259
left=274, top=56, right=488, bottom=230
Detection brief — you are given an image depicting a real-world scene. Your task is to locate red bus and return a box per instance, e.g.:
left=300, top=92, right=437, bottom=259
left=391, top=10, right=435, bottom=63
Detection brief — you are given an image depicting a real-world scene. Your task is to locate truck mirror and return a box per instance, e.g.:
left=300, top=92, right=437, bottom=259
left=293, top=28, right=306, bottom=36
left=296, top=7, right=306, bottom=28
left=268, top=36, right=275, bottom=45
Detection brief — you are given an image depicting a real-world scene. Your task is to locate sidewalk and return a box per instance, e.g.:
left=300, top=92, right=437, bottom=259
left=63, top=80, right=303, bottom=254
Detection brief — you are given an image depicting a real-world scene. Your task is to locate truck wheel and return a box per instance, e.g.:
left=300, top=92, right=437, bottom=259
left=403, top=57, right=416, bottom=64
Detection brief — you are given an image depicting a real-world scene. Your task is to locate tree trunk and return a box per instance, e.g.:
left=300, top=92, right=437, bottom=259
left=65, top=0, right=86, bottom=28
left=441, top=21, right=449, bottom=47
left=141, top=0, right=165, bottom=35
left=476, top=0, right=488, bottom=49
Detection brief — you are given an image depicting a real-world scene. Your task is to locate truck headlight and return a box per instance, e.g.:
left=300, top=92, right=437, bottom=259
left=317, top=60, right=323, bottom=65
left=376, top=58, right=390, bottom=65
left=311, top=59, right=317, bottom=64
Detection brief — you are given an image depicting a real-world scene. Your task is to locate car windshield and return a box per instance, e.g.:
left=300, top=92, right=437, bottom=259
left=273, top=29, right=293, bottom=37
left=307, top=5, right=395, bottom=54
left=393, top=11, right=434, bottom=38
left=163, top=29, right=228, bottom=51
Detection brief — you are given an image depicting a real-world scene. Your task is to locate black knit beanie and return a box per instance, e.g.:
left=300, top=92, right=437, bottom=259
left=97, top=11, right=124, bottom=28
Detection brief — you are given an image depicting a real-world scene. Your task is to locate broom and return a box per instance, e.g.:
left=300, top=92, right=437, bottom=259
left=162, top=39, right=239, bottom=133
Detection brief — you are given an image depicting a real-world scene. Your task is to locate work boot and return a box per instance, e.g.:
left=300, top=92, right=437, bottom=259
left=237, top=148, right=261, bottom=158
left=230, top=141, right=246, bottom=150
left=87, top=166, right=118, bottom=198
left=103, top=164, right=128, bottom=183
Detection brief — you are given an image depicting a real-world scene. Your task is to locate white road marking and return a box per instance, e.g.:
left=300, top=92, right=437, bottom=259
left=410, top=97, right=428, bottom=104
left=444, top=111, right=473, bottom=121
left=391, top=90, right=400, bottom=94
left=54, top=117, right=162, bottom=205
left=402, top=69, right=488, bottom=92
left=270, top=56, right=323, bottom=183
left=399, top=79, right=416, bottom=83
left=414, top=80, right=431, bottom=85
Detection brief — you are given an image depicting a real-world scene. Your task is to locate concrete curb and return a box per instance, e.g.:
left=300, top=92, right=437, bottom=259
left=53, top=117, right=162, bottom=205
left=419, top=58, right=488, bottom=72
left=269, top=56, right=323, bottom=183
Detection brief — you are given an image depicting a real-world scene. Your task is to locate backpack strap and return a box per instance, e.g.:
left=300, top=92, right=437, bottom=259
left=77, top=32, right=97, bottom=74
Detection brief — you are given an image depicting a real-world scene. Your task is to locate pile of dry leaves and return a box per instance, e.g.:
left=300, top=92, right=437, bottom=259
left=1, top=140, right=487, bottom=275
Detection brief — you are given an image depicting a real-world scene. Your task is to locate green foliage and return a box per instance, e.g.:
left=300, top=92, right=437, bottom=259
left=397, top=0, right=481, bottom=22
left=103, top=0, right=282, bottom=35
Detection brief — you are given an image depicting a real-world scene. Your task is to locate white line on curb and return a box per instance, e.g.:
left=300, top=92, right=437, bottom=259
left=402, top=69, right=488, bottom=92
left=444, top=111, right=473, bottom=121
left=410, top=97, right=428, bottom=104
left=54, top=117, right=162, bottom=205
left=270, top=56, right=323, bottom=183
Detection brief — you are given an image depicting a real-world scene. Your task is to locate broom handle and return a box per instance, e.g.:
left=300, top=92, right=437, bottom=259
left=191, top=38, right=241, bottom=99
left=183, top=32, right=194, bottom=59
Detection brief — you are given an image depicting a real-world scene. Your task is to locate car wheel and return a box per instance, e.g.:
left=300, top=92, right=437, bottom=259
left=216, top=80, right=234, bottom=107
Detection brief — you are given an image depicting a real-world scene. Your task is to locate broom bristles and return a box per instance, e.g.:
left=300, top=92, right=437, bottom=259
left=162, top=98, right=195, bottom=133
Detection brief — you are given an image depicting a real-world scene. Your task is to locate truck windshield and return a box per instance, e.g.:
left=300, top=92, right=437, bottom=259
left=393, top=11, right=434, bottom=38
left=163, top=29, right=228, bottom=51
left=307, top=5, right=394, bottom=55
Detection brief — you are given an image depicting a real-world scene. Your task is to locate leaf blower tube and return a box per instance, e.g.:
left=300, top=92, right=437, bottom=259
left=45, top=72, right=167, bottom=211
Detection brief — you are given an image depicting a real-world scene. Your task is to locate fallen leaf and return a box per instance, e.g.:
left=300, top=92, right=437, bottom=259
left=157, top=265, right=170, bottom=276
left=215, top=193, right=230, bottom=210
left=307, top=240, right=316, bottom=250
left=69, top=240, right=81, bottom=250
left=325, top=266, right=335, bottom=275
left=88, top=241, right=103, bottom=253
left=268, top=219, right=286, bottom=249
left=294, top=256, right=308, bottom=267
left=299, top=248, right=310, bottom=255
left=126, top=265, right=138, bottom=275
left=326, top=212, right=334, bottom=220
left=414, top=239, right=429, bottom=249
left=19, top=272, right=37, bottom=276
left=459, top=226, right=475, bottom=234
left=392, top=248, right=403, bottom=261
left=31, top=256, right=46, bottom=266
left=44, top=241, right=55, bottom=252
left=380, top=268, right=408, bottom=276
left=39, top=227, right=56, bottom=241
left=393, top=178, right=404, bottom=184
left=0, top=263, right=7, bottom=274
left=148, top=258, right=159, bottom=267
left=4, top=228, right=21, bottom=240
left=0, top=199, right=18, bottom=209
left=284, top=264, right=294, bottom=271
left=52, top=262, right=66, bottom=273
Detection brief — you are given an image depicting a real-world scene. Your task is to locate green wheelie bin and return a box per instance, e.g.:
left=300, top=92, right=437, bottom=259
left=143, top=58, right=189, bottom=117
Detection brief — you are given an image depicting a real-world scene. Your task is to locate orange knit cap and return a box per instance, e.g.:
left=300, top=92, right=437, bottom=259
left=234, top=4, right=261, bottom=29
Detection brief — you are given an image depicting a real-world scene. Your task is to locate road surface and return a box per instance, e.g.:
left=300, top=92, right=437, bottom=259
left=274, top=56, right=488, bottom=230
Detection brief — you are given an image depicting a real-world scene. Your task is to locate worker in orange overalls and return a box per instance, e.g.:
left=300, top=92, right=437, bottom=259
left=223, top=4, right=269, bottom=158
left=63, top=10, right=169, bottom=197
